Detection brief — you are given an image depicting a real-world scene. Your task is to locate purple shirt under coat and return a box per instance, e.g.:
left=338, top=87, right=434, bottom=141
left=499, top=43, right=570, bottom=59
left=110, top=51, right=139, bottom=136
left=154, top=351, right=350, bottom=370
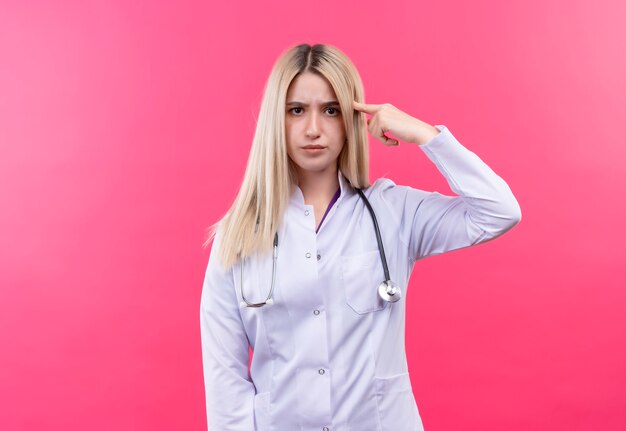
left=315, top=186, right=341, bottom=234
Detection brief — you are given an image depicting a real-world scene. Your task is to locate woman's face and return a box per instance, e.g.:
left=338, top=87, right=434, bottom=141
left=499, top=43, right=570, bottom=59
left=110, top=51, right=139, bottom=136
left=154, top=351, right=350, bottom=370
left=285, top=72, right=346, bottom=177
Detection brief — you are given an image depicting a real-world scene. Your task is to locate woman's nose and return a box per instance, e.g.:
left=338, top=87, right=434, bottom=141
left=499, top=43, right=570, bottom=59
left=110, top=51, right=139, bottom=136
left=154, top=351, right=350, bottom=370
left=305, top=111, right=321, bottom=138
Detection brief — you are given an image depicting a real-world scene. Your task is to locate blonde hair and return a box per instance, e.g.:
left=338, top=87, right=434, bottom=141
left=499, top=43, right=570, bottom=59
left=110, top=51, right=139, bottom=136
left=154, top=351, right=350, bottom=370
left=204, top=43, right=370, bottom=270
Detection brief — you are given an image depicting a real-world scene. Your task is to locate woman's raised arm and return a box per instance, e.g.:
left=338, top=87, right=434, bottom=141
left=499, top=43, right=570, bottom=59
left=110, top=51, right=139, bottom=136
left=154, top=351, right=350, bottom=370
left=378, top=125, right=522, bottom=262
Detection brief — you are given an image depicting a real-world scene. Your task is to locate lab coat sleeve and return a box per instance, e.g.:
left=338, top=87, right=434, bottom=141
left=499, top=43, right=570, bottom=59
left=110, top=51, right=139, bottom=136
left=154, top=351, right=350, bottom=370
left=200, top=226, right=255, bottom=430
left=379, top=124, right=522, bottom=262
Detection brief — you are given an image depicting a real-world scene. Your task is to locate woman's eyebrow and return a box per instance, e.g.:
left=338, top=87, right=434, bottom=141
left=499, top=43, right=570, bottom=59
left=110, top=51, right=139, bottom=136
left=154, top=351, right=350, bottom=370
left=286, top=100, right=340, bottom=106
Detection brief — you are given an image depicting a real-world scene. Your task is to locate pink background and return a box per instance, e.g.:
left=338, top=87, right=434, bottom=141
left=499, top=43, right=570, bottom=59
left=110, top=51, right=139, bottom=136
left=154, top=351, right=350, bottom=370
left=1, top=1, right=625, bottom=430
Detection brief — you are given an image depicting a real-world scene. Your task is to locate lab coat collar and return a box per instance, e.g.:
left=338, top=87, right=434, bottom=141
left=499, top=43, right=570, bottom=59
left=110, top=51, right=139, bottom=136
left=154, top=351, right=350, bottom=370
left=290, top=168, right=353, bottom=209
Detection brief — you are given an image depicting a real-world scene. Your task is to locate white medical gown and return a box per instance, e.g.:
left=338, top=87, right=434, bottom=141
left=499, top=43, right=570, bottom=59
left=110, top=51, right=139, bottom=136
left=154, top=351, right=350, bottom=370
left=200, top=125, right=522, bottom=430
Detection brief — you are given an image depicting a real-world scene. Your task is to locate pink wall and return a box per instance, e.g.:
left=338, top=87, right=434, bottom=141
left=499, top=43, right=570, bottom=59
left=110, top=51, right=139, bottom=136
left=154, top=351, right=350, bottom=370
left=1, top=1, right=624, bottom=430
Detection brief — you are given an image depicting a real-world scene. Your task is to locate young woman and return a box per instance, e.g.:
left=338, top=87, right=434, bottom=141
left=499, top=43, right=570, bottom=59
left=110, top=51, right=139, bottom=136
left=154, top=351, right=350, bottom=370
left=200, top=43, right=521, bottom=431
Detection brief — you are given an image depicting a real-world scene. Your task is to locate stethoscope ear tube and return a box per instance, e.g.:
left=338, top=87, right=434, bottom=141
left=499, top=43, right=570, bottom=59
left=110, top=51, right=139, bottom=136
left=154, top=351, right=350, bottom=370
left=239, top=231, right=279, bottom=308
left=354, top=188, right=391, bottom=282
left=354, top=187, right=401, bottom=303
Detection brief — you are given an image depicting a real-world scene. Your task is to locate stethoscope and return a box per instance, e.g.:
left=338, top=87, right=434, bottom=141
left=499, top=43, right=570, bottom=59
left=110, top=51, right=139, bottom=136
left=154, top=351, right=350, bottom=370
left=238, top=187, right=401, bottom=308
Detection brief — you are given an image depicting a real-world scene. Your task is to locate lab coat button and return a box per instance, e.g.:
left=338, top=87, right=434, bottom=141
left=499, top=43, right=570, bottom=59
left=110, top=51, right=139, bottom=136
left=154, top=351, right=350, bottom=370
left=323, top=427, right=330, bottom=431
left=304, top=210, right=310, bottom=216
left=317, top=253, right=321, bottom=260
left=313, top=309, right=320, bottom=315
left=318, top=368, right=325, bottom=375
left=305, top=252, right=311, bottom=258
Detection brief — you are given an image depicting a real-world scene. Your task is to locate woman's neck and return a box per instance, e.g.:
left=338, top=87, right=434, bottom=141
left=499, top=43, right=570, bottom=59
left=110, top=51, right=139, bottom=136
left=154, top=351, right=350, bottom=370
left=297, top=165, right=340, bottom=208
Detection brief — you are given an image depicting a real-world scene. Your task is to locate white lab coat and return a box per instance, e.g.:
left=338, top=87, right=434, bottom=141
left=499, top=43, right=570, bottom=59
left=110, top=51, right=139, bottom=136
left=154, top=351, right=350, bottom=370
left=200, top=125, right=522, bottom=431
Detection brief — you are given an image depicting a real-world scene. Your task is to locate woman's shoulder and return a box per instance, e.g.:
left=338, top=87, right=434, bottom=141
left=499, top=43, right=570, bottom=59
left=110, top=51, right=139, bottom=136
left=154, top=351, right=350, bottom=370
left=364, top=176, right=437, bottom=221
left=368, top=176, right=430, bottom=199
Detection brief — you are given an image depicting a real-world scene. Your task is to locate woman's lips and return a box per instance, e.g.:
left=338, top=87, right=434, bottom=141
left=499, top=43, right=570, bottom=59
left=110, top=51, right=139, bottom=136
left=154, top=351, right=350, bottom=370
left=302, top=146, right=325, bottom=154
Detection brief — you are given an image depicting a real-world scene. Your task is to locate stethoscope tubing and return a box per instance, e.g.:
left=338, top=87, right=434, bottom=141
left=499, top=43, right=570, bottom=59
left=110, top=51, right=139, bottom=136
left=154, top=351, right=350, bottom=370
left=354, top=187, right=391, bottom=283
left=239, top=186, right=398, bottom=308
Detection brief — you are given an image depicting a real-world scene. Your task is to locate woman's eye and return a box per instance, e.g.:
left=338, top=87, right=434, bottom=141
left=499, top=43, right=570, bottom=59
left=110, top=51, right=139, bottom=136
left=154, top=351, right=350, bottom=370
left=288, top=107, right=340, bottom=116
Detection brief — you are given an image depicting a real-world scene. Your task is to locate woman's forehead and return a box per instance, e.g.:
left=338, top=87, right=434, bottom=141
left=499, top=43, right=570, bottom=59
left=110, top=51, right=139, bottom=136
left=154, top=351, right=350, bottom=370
left=287, top=72, right=336, bottom=102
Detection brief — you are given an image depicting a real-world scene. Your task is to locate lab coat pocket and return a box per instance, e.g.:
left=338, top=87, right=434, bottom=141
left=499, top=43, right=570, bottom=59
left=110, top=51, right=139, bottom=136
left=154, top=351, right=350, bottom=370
left=341, top=250, right=388, bottom=315
left=253, top=391, right=271, bottom=430
left=374, top=372, right=423, bottom=431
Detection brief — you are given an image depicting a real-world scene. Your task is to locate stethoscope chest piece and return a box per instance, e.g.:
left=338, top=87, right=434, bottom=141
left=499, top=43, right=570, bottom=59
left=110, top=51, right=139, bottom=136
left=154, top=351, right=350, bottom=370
left=378, top=280, right=402, bottom=303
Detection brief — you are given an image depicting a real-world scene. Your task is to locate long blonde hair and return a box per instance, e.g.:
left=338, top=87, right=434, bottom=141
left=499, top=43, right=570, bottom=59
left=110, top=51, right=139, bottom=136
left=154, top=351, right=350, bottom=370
left=204, top=43, right=370, bottom=270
